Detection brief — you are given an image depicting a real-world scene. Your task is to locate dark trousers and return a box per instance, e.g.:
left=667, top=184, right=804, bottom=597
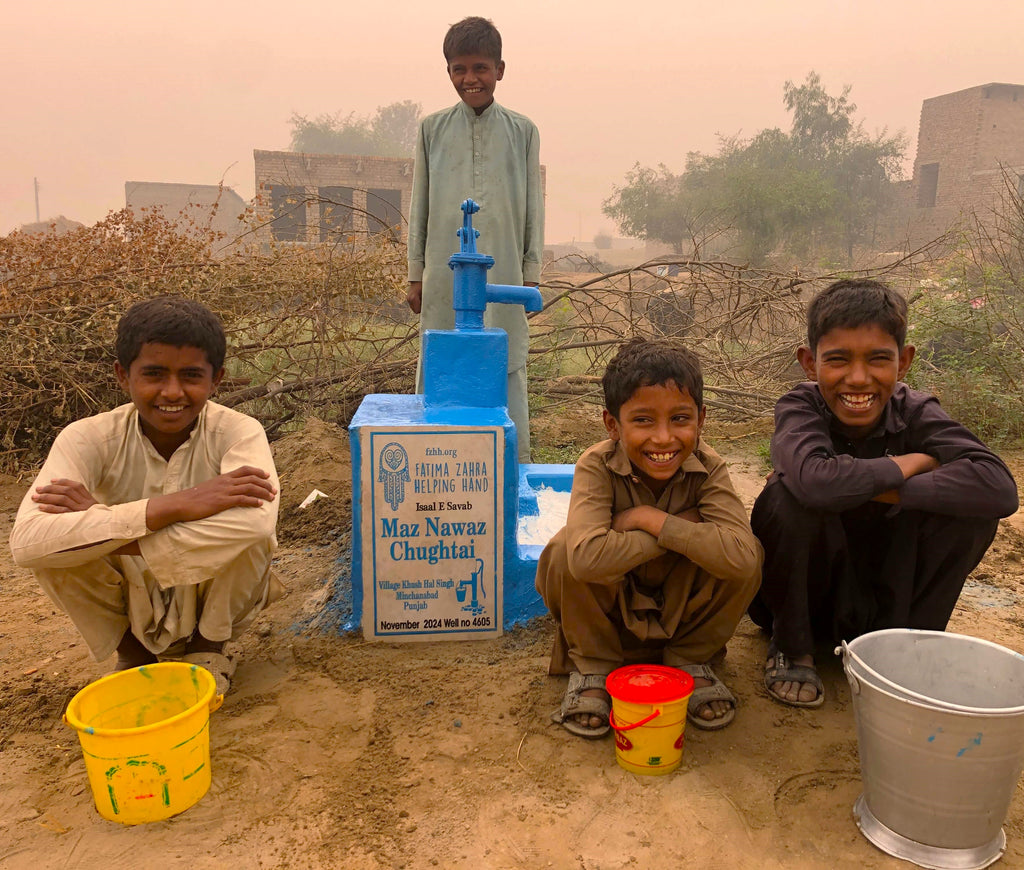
left=748, top=477, right=998, bottom=657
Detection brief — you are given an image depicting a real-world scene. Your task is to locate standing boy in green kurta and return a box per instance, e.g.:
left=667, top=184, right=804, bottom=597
left=406, top=16, right=544, bottom=463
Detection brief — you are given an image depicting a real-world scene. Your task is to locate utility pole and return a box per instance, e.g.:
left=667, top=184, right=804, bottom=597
left=34, top=178, right=40, bottom=223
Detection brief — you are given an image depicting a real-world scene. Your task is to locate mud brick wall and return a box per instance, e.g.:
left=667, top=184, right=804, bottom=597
left=125, top=181, right=250, bottom=245
left=903, top=83, right=1024, bottom=245
left=254, top=150, right=414, bottom=243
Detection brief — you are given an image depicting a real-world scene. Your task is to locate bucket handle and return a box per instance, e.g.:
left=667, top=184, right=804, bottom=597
left=608, top=707, right=661, bottom=731
left=835, top=641, right=860, bottom=695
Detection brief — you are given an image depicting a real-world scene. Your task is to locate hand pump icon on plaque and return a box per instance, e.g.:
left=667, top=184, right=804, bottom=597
left=456, top=558, right=487, bottom=615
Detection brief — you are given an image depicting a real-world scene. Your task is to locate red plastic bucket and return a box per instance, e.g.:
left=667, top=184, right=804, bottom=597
left=606, top=665, right=694, bottom=775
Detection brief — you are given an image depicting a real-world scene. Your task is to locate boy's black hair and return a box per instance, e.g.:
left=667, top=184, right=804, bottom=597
left=116, top=296, right=227, bottom=371
left=602, top=338, right=704, bottom=418
left=443, top=16, right=502, bottom=63
left=807, top=278, right=908, bottom=351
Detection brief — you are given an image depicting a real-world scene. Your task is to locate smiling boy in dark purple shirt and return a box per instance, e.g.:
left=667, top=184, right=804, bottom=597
left=750, top=279, right=1018, bottom=708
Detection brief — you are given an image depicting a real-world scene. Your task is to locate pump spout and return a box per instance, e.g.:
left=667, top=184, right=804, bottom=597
left=485, top=283, right=543, bottom=312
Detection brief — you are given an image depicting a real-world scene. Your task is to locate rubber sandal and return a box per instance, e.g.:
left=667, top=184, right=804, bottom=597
left=550, top=672, right=611, bottom=739
left=182, top=651, right=236, bottom=696
left=675, top=663, right=737, bottom=731
left=764, top=649, right=824, bottom=708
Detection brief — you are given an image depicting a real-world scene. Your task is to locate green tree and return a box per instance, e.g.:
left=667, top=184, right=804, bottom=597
left=830, top=132, right=906, bottom=257
left=783, top=71, right=855, bottom=161
left=603, top=73, right=906, bottom=263
left=603, top=163, right=724, bottom=254
left=290, top=100, right=422, bottom=157
left=782, top=72, right=906, bottom=258
left=685, top=130, right=836, bottom=261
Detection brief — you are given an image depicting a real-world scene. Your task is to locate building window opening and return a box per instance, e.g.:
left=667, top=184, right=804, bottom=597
left=319, top=187, right=355, bottom=241
left=918, top=163, right=939, bottom=209
left=270, top=186, right=307, bottom=241
left=366, top=188, right=403, bottom=240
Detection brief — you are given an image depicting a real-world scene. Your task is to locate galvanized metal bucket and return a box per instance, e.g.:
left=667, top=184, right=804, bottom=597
left=839, top=629, right=1024, bottom=870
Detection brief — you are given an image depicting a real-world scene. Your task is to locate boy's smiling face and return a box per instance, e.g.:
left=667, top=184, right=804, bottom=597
left=603, top=381, right=705, bottom=495
left=447, top=53, right=504, bottom=113
left=797, top=323, right=915, bottom=437
left=115, top=342, right=223, bottom=458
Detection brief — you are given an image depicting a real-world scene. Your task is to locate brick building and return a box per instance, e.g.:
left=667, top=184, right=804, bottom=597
left=254, top=149, right=547, bottom=247
left=254, top=150, right=412, bottom=244
left=893, top=82, right=1024, bottom=246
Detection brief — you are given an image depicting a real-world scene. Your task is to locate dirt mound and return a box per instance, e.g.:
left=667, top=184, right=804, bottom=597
left=530, top=405, right=604, bottom=460
left=272, top=417, right=352, bottom=546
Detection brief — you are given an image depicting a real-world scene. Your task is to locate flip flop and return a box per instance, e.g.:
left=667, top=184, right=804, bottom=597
left=182, top=651, right=236, bottom=696
left=550, top=672, right=611, bottom=739
left=674, top=663, right=737, bottom=731
left=764, top=649, right=824, bottom=708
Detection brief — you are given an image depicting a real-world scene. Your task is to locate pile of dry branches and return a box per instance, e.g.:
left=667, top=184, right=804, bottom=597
left=0, top=208, right=410, bottom=470
left=529, top=247, right=943, bottom=419
left=0, top=205, right=944, bottom=472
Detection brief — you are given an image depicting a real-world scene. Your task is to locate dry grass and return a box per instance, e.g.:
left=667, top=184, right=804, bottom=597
left=0, top=207, right=411, bottom=469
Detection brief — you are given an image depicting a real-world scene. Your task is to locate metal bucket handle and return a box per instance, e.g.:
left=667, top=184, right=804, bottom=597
left=838, top=631, right=1024, bottom=716
left=836, top=641, right=860, bottom=695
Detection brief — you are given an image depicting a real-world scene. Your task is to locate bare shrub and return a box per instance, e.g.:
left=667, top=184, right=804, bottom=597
left=529, top=246, right=943, bottom=421
left=1, top=204, right=947, bottom=472
left=908, top=169, right=1024, bottom=445
left=0, top=208, right=410, bottom=470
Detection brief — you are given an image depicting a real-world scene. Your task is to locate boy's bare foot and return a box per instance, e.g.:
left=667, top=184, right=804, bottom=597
left=574, top=687, right=611, bottom=729
left=767, top=654, right=819, bottom=703
left=764, top=649, right=824, bottom=707
left=115, top=629, right=158, bottom=670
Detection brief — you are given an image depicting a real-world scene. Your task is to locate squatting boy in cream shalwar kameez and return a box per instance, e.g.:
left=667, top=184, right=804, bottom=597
left=10, top=403, right=282, bottom=658
left=9, top=296, right=281, bottom=690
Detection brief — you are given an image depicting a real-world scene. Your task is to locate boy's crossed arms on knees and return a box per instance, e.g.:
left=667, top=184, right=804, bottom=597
left=29, top=466, right=275, bottom=557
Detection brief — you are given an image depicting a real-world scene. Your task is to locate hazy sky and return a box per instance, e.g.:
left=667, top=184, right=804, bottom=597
left=3, top=0, right=1022, bottom=244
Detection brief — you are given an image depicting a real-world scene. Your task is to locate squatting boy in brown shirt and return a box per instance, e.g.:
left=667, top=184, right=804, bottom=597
left=536, top=339, right=762, bottom=738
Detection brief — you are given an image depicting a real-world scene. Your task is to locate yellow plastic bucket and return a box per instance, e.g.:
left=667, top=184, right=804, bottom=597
left=64, top=662, right=223, bottom=824
left=607, top=665, right=693, bottom=776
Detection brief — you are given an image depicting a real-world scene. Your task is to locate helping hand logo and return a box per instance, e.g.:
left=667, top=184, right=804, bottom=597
left=378, top=442, right=410, bottom=511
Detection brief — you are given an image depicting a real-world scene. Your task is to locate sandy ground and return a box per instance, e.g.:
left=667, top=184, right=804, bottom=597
left=2, top=412, right=1024, bottom=870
